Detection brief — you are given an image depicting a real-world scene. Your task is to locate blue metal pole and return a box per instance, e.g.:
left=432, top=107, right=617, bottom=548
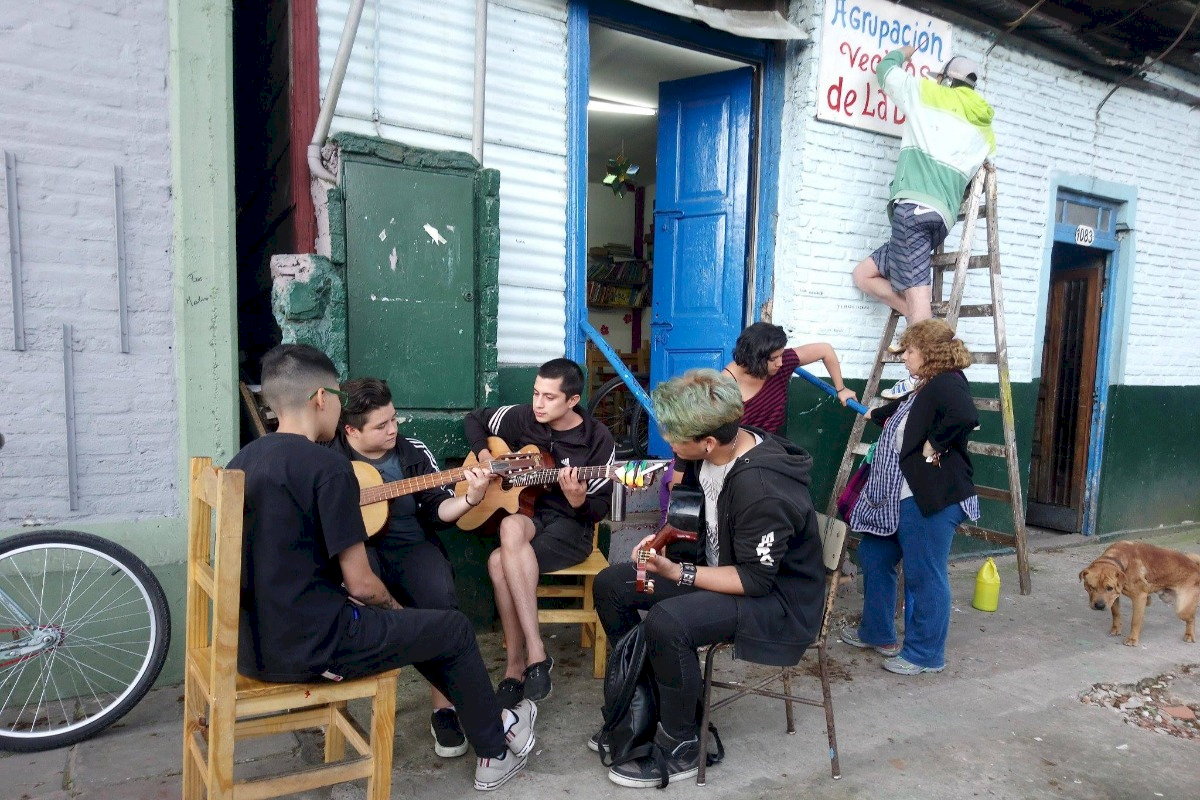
left=579, top=320, right=659, bottom=430
left=793, top=366, right=870, bottom=416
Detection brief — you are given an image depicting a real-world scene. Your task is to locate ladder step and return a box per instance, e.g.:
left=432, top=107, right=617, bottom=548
left=852, top=442, right=872, bottom=456
left=931, top=253, right=989, bottom=270
left=967, top=441, right=1007, bottom=458
left=957, top=523, right=1016, bottom=548
left=971, top=352, right=999, bottom=365
left=974, top=397, right=1001, bottom=412
left=932, top=303, right=995, bottom=318
left=975, top=484, right=1012, bottom=503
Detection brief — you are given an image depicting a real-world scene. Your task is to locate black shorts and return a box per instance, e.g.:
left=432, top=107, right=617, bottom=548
left=530, top=511, right=593, bottom=573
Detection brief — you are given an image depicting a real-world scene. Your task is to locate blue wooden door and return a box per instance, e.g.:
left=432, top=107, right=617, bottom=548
left=650, top=68, right=752, bottom=452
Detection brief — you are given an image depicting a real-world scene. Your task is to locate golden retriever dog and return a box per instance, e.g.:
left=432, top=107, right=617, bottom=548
left=1079, top=541, right=1200, bottom=646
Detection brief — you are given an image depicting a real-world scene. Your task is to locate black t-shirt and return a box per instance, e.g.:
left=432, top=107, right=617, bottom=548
left=228, top=433, right=367, bottom=681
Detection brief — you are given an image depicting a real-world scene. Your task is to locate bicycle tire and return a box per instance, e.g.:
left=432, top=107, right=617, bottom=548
left=0, top=530, right=171, bottom=752
left=587, top=375, right=649, bottom=460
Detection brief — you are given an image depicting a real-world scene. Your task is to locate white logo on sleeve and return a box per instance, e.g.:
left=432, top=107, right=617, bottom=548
left=756, top=531, right=775, bottom=565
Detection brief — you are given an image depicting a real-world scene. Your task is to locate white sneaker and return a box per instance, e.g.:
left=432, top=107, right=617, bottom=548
left=504, top=699, right=537, bottom=758
left=881, top=376, right=916, bottom=400
left=474, top=750, right=528, bottom=791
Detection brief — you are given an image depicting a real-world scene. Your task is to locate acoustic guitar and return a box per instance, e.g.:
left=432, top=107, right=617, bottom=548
left=635, top=486, right=702, bottom=594
left=354, top=447, right=542, bottom=535
left=454, top=436, right=672, bottom=531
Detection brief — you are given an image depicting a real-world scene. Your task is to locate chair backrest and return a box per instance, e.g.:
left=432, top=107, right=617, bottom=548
left=815, top=512, right=848, bottom=573
left=814, top=512, right=849, bottom=642
left=186, top=457, right=246, bottom=702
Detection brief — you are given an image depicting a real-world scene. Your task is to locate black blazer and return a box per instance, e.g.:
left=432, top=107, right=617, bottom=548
left=868, top=370, right=978, bottom=517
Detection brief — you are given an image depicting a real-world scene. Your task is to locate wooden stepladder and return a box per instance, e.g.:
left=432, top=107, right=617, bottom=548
left=829, top=162, right=1031, bottom=594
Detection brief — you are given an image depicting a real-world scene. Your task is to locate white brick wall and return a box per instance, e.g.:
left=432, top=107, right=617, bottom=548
left=775, top=0, right=1200, bottom=387
left=0, top=1, right=177, bottom=524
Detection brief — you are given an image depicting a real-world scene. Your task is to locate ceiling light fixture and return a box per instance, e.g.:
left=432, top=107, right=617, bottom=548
left=588, top=99, right=657, bottom=116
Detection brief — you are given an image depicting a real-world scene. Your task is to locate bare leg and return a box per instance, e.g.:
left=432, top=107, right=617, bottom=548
left=488, top=548, right=528, bottom=680
left=497, top=515, right=547, bottom=668
left=903, top=285, right=933, bottom=323
left=431, top=686, right=451, bottom=711
left=852, top=255, right=909, bottom=317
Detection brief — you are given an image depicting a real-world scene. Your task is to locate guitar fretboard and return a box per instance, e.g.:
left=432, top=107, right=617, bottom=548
left=505, top=460, right=669, bottom=488
left=359, top=466, right=473, bottom=506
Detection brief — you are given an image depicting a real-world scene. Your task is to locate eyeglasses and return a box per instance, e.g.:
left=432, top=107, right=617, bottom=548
left=308, top=386, right=347, bottom=402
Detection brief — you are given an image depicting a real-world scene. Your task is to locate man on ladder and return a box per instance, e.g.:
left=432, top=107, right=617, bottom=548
left=851, top=44, right=996, bottom=399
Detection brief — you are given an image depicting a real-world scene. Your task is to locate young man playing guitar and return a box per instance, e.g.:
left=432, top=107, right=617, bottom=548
left=229, top=345, right=536, bottom=791
left=329, top=377, right=494, bottom=759
left=591, top=369, right=825, bottom=788
left=464, top=358, right=616, bottom=707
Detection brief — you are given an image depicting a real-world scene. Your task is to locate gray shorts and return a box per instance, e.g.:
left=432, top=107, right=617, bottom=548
left=531, top=511, right=593, bottom=573
left=871, top=202, right=949, bottom=292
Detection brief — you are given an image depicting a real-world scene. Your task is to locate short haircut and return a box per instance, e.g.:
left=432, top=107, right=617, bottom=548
left=732, top=322, right=789, bottom=378
left=537, top=357, right=584, bottom=399
left=899, top=319, right=974, bottom=379
left=341, top=377, right=393, bottom=431
left=260, top=344, right=339, bottom=413
left=652, top=369, right=744, bottom=444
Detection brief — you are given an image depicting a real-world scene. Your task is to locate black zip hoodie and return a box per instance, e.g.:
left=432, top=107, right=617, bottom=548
left=464, top=403, right=616, bottom=524
left=678, top=427, right=825, bottom=666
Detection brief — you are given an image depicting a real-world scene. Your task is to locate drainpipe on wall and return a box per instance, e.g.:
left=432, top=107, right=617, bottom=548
left=472, top=0, right=489, bottom=162
left=308, top=0, right=368, bottom=185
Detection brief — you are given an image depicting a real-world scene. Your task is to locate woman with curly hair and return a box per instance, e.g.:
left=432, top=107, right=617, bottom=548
left=839, top=319, right=980, bottom=675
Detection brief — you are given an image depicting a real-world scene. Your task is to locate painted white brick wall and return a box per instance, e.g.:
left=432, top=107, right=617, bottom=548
left=776, top=0, right=1200, bottom=387
left=0, top=1, right=177, bottom=524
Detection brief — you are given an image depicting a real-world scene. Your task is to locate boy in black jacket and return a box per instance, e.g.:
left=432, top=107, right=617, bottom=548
left=592, top=368, right=824, bottom=788
left=464, top=358, right=616, bottom=707
left=330, top=377, right=494, bottom=759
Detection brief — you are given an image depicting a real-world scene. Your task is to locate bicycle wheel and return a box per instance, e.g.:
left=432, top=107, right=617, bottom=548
left=0, top=530, right=170, bottom=752
left=588, top=375, right=650, bottom=460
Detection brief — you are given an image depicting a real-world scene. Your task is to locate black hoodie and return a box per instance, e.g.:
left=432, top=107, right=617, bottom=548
left=464, top=403, right=616, bottom=524
left=677, top=427, right=825, bottom=666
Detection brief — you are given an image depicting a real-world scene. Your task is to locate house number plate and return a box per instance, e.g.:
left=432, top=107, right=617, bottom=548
left=1075, top=225, right=1095, bottom=246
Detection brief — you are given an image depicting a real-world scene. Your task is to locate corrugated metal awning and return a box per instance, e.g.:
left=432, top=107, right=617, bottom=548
left=629, top=0, right=808, bottom=40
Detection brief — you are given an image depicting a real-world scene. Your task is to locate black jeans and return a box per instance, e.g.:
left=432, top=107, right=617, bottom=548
left=326, top=604, right=506, bottom=758
left=593, top=561, right=738, bottom=740
left=369, top=539, right=458, bottom=610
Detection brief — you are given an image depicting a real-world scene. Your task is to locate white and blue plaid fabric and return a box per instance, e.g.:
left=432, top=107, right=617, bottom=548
left=850, top=394, right=979, bottom=537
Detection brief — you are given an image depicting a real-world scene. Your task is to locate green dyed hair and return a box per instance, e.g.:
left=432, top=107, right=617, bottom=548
left=651, top=369, right=744, bottom=443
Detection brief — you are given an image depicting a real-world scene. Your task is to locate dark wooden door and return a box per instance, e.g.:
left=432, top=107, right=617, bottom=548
left=1027, top=251, right=1104, bottom=532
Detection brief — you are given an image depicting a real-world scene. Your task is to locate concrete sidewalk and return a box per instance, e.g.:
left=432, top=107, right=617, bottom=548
left=5, top=527, right=1199, bottom=800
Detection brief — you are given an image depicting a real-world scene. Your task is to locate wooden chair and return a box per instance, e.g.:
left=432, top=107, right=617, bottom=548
left=182, top=457, right=399, bottom=800
left=535, top=523, right=610, bottom=678
left=696, top=513, right=849, bottom=784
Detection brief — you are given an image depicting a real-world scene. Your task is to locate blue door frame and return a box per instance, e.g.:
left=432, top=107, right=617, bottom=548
left=565, top=0, right=787, bottom=362
left=1049, top=191, right=1121, bottom=536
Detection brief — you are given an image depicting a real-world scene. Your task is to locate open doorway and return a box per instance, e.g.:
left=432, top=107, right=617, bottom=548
left=583, top=24, right=750, bottom=457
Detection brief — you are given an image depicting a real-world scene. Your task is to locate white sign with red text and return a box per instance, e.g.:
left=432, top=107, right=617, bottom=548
left=815, top=0, right=954, bottom=137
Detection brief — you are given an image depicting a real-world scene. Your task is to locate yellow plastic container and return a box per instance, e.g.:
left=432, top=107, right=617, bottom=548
left=972, top=557, right=1000, bottom=612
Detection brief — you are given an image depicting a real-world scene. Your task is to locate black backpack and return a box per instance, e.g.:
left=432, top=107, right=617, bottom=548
left=596, top=623, right=724, bottom=772
left=597, top=623, right=659, bottom=766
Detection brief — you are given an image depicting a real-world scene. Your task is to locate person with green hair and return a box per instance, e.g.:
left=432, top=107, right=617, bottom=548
left=591, top=369, right=825, bottom=789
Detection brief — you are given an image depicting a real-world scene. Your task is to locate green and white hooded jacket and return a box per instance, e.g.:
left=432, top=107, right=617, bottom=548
left=877, top=49, right=996, bottom=226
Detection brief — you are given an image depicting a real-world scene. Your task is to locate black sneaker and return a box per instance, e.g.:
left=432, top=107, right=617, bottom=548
left=587, top=727, right=611, bottom=758
left=522, top=656, right=553, bottom=702
left=430, top=708, right=468, bottom=758
left=608, top=724, right=701, bottom=789
left=495, top=677, right=524, bottom=709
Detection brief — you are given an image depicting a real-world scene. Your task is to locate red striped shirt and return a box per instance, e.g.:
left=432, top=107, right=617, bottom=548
left=741, top=348, right=799, bottom=435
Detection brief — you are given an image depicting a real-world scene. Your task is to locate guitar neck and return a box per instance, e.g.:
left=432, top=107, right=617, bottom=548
left=505, top=463, right=622, bottom=487
left=359, top=466, right=470, bottom=506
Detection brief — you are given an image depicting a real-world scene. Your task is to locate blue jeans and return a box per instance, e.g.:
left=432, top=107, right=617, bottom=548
left=857, top=498, right=966, bottom=669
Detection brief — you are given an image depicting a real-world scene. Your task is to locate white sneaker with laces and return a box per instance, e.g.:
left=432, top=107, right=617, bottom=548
left=503, top=699, right=537, bottom=758
left=474, top=750, right=528, bottom=791
left=881, top=375, right=916, bottom=400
